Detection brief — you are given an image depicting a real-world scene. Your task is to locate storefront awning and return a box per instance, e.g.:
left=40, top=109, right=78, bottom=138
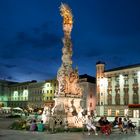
left=128, top=104, right=140, bottom=108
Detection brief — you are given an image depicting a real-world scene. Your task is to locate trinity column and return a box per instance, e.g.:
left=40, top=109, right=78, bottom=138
left=52, top=3, right=83, bottom=127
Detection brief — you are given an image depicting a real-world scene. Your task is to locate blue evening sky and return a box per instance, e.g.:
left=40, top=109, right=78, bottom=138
left=0, top=0, right=140, bottom=81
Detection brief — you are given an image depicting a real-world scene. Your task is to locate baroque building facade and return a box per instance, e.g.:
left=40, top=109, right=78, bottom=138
left=8, top=81, right=35, bottom=108
left=0, top=75, right=96, bottom=113
left=96, top=61, right=140, bottom=118
left=0, top=80, right=15, bottom=107
left=28, top=79, right=56, bottom=109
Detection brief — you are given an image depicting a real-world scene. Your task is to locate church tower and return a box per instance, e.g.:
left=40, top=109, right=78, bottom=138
left=96, top=61, right=105, bottom=116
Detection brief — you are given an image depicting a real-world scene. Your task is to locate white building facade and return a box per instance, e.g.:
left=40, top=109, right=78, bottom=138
left=96, top=61, right=140, bottom=118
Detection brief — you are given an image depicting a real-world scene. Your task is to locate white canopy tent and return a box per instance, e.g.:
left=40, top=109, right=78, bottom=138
left=13, top=107, right=23, bottom=111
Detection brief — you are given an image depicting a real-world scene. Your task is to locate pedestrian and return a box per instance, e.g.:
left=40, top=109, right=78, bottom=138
left=30, top=120, right=37, bottom=131
left=37, top=120, right=45, bottom=132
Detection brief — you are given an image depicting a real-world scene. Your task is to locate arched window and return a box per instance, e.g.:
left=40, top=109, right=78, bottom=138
left=124, top=92, right=129, bottom=105
left=115, top=93, right=120, bottom=105
left=133, top=93, right=139, bottom=104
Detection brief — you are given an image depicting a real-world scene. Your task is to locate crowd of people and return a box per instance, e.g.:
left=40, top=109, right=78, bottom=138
left=85, top=115, right=136, bottom=136
left=29, top=115, right=137, bottom=134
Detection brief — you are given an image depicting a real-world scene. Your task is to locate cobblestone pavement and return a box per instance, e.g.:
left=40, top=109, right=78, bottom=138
left=0, top=129, right=140, bottom=140
left=0, top=118, right=140, bottom=140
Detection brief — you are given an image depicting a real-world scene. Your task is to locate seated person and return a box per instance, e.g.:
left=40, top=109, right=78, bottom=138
left=86, top=115, right=98, bottom=136
left=30, top=120, right=37, bottom=131
left=98, top=116, right=104, bottom=126
left=103, top=116, right=110, bottom=125
left=112, top=117, right=119, bottom=128
left=37, top=120, right=45, bottom=132
left=97, top=116, right=104, bottom=131
left=103, top=116, right=111, bottom=134
left=98, top=116, right=111, bottom=135
left=123, top=118, right=128, bottom=133
left=128, top=119, right=136, bottom=131
left=118, top=117, right=123, bottom=132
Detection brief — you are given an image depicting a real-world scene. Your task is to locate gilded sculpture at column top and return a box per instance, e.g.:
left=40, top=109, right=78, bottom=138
left=60, top=3, right=73, bottom=33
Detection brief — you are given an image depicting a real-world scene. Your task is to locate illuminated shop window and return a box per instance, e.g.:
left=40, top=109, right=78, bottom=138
left=115, top=110, right=119, bottom=116
left=124, top=109, right=128, bottom=116
left=133, top=110, right=139, bottom=118
left=108, top=109, right=112, bottom=116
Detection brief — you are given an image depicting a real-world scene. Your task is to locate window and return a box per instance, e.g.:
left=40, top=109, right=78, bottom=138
left=115, top=110, right=119, bottom=116
left=115, top=76, right=119, bottom=86
left=124, top=79, right=128, bottom=85
left=115, top=93, right=120, bottom=105
left=108, top=77, right=112, bottom=87
left=90, top=103, right=92, bottom=107
left=124, top=75, right=128, bottom=85
left=134, top=78, right=138, bottom=84
left=50, top=90, right=52, bottom=94
left=133, top=93, right=139, bottom=104
left=90, top=94, right=92, bottom=98
left=124, top=109, right=128, bottom=116
left=108, top=109, right=112, bottom=116
left=133, top=110, right=139, bottom=118
left=107, top=94, right=112, bottom=105
left=133, top=73, right=138, bottom=84
left=90, top=110, right=94, bottom=116
left=124, top=92, right=129, bottom=105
